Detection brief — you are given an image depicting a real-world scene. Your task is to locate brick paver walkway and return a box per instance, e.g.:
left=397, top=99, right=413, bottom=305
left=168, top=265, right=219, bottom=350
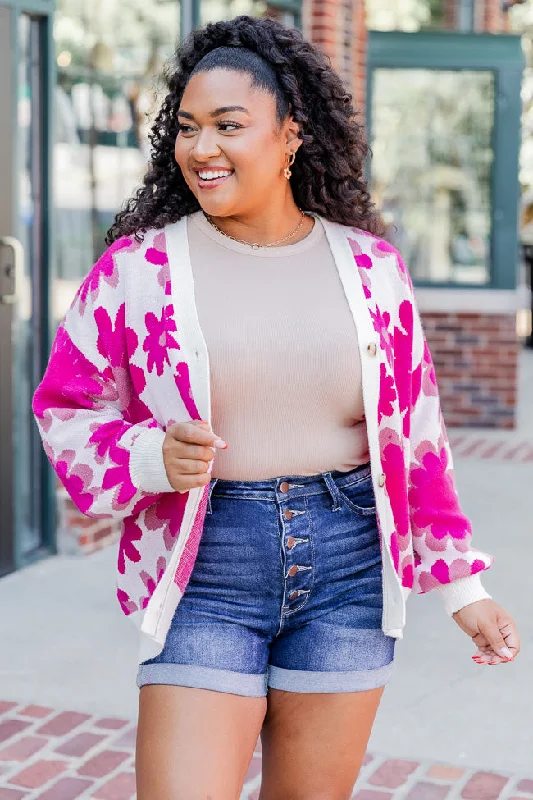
left=448, top=434, right=533, bottom=462
left=0, top=700, right=532, bottom=799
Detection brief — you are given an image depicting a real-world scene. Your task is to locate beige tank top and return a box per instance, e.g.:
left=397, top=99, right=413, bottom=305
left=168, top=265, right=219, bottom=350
left=187, top=210, right=370, bottom=480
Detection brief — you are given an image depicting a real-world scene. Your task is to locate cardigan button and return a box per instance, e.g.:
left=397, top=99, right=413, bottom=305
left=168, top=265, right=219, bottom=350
left=367, top=341, right=378, bottom=357
left=378, top=473, right=386, bottom=488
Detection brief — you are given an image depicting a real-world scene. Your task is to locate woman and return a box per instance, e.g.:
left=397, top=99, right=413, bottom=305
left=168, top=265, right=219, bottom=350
left=33, top=15, right=520, bottom=800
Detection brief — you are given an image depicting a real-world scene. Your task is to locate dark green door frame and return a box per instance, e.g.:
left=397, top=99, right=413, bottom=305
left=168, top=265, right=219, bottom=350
left=1, top=0, right=56, bottom=570
left=367, top=31, right=524, bottom=290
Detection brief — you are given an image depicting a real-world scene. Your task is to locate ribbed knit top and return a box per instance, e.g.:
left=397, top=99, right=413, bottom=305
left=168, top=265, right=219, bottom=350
left=187, top=210, right=370, bottom=480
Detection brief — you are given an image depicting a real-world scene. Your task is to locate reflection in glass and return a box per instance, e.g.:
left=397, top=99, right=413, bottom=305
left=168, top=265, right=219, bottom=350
left=370, top=68, right=494, bottom=284
left=200, top=0, right=265, bottom=26
left=53, top=0, right=180, bottom=321
left=16, top=14, right=44, bottom=557
left=366, top=0, right=444, bottom=31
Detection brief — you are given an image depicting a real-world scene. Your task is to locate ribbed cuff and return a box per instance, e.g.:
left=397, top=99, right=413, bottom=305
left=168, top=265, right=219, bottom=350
left=127, top=426, right=174, bottom=494
left=436, top=573, right=492, bottom=617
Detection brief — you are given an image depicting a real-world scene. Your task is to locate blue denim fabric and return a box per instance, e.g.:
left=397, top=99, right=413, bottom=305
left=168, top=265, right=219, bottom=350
left=137, top=463, right=396, bottom=696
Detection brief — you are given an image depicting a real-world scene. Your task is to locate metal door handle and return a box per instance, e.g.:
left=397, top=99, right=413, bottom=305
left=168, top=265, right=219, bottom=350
left=0, top=236, right=24, bottom=305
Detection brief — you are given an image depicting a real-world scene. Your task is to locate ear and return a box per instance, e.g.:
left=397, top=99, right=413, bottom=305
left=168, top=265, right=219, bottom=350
left=285, top=116, right=302, bottom=154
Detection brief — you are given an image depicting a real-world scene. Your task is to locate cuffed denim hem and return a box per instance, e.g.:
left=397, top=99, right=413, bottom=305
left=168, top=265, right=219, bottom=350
left=136, top=663, right=268, bottom=697
left=267, top=660, right=395, bottom=693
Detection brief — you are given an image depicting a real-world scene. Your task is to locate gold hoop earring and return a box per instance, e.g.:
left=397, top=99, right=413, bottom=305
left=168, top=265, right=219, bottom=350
left=284, top=152, right=296, bottom=180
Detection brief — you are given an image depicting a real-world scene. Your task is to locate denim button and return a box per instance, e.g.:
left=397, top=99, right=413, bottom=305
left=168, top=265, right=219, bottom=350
left=286, top=536, right=295, bottom=549
left=287, top=565, right=298, bottom=577
left=280, top=481, right=290, bottom=493
left=284, top=509, right=293, bottom=520
left=289, top=590, right=299, bottom=601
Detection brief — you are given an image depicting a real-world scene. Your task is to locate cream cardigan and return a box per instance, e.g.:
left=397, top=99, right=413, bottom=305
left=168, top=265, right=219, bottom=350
left=32, top=214, right=493, bottom=663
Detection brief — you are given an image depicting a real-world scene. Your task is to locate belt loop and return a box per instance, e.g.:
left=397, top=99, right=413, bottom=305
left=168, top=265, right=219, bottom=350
left=322, top=472, right=343, bottom=512
left=206, top=479, right=218, bottom=515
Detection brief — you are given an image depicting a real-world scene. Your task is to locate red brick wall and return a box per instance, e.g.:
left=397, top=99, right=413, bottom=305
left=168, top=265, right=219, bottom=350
left=483, top=0, right=505, bottom=32
left=443, top=0, right=458, bottom=29
left=305, top=0, right=367, bottom=108
left=422, top=312, right=519, bottom=429
left=352, top=0, right=367, bottom=110
left=56, top=481, right=120, bottom=556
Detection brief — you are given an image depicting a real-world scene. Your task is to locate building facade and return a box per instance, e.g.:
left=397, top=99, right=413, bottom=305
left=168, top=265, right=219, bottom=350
left=0, top=0, right=526, bottom=571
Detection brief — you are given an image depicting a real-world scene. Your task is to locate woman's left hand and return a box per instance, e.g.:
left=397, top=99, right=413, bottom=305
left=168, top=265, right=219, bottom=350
left=452, top=598, right=520, bottom=665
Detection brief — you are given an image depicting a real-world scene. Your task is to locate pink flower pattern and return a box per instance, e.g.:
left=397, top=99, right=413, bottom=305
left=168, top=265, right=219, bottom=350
left=143, top=305, right=180, bottom=376
left=378, top=363, right=396, bottom=422
left=94, top=304, right=152, bottom=422
left=146, top=232, right=171, bottom=296
left=77, top=237, right=140, bottom=316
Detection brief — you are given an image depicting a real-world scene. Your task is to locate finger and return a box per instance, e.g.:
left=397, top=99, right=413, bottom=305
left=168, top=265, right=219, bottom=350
left=171, top=458, right=212, bottom=475
left=169, top=422, right=227, bottom=449
left=472, top=651, right=490, bottom=664
left=501, top=627, right=520, bottom=656
left=175, top=473, right=212, bottom=492
left=174, top=442, right=215, bottom=462
left=472, top=632, right=490, bottom=648
left=481, top=620, right=514, bottom=661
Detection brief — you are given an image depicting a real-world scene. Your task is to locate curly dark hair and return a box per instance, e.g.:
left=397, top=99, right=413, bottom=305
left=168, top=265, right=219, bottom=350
left=105, top=15, right=383, bottom=245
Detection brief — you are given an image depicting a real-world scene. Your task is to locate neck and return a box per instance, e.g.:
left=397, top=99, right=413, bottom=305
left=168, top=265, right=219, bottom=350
left=205, top=199, right=312, bottom=247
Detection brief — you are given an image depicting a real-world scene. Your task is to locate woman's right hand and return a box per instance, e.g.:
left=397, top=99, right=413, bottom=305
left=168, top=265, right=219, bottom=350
left=162, top=420, right=227, bottom=493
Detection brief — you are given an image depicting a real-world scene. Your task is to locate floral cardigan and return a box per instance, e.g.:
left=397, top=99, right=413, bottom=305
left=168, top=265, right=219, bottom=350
left=32, top=213, right=493, bottom=663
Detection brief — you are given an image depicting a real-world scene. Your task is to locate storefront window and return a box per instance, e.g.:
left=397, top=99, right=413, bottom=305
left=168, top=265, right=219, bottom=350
left=53, top=0, right=180, bottom=321
left=199, top=0, right=300, bottom=28
left=370, top=68, right=494, bottom=285
left=366, top=0, right=444, bottom=32
left=200, top=0, right=265, bottom=25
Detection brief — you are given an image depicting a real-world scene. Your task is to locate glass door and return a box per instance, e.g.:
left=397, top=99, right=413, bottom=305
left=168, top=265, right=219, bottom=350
left=15, top=13, right=46, bottom=560
left=0, top=4, right=53, bottom=574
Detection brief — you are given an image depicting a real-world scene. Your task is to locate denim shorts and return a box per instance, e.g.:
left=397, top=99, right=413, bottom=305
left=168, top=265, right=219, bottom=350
left=137, top=463, right=396, bottom=696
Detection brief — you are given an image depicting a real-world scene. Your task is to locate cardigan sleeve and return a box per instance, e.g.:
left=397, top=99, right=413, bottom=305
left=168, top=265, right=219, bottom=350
left=404, top=265, right=494, bottom=616
left=32, top=247, right=175, bottom=522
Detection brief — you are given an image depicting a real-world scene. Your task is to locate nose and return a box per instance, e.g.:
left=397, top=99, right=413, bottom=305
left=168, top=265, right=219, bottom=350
left=192, top=128, right=221, bottom=161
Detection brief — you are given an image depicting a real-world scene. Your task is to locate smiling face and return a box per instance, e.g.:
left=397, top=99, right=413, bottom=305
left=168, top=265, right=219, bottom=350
left=174, top=68, right=301, bottom=218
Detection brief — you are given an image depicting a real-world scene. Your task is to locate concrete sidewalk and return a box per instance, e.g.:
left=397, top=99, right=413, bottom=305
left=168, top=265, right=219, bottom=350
left=0, top=352, right=531, bottom=778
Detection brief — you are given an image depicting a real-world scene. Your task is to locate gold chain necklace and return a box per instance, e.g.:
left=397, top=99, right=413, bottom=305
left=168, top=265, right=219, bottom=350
left=204, top=210, right=307, bottom=250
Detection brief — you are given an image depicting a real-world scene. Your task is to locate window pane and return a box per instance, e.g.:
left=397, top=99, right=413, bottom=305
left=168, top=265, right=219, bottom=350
left=200, top=0, right=266, bottom=26
left=53, top=0, right=180, bottom=322
left=370, top=68, right=494, bottom=285
left=366, top=0, right=444, bottom=32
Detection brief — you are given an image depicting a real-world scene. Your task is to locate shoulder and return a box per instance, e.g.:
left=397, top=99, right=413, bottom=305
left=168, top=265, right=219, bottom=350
left=71, top=228, right=173, bottom=317
left=337, top=223, right=414, bottom=292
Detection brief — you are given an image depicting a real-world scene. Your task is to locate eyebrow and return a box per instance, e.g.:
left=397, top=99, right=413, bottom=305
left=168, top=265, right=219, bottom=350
left=177, top=106, right=249, bottom=120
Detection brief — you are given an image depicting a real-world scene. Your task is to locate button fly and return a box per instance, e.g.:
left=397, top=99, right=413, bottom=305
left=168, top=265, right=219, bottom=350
left=287, top=565, right=299, bottom=577
left=284, top=509, right=293, bottom=520
left=279, top=481, right=290, bottom=493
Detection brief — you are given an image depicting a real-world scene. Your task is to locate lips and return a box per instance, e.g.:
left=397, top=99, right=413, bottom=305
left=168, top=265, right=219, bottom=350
left=194, top=168, right=234, bottom=190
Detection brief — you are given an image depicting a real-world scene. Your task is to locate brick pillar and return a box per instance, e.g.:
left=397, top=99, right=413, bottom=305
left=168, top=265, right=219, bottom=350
left=305, top=0, right=367, bottom=109
left=443, top=0, right=458, bottom=29
left=352, top=0, right=367, bottom=111
left=483, top=0, right=505, bottom=31
left=56, top=480, right=121, bottom=555
left=305, top=0, right=339, bottom=68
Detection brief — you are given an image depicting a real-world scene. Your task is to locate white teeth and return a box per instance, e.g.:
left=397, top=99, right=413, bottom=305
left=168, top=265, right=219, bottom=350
left=199, top=170, right=232, bottom=181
